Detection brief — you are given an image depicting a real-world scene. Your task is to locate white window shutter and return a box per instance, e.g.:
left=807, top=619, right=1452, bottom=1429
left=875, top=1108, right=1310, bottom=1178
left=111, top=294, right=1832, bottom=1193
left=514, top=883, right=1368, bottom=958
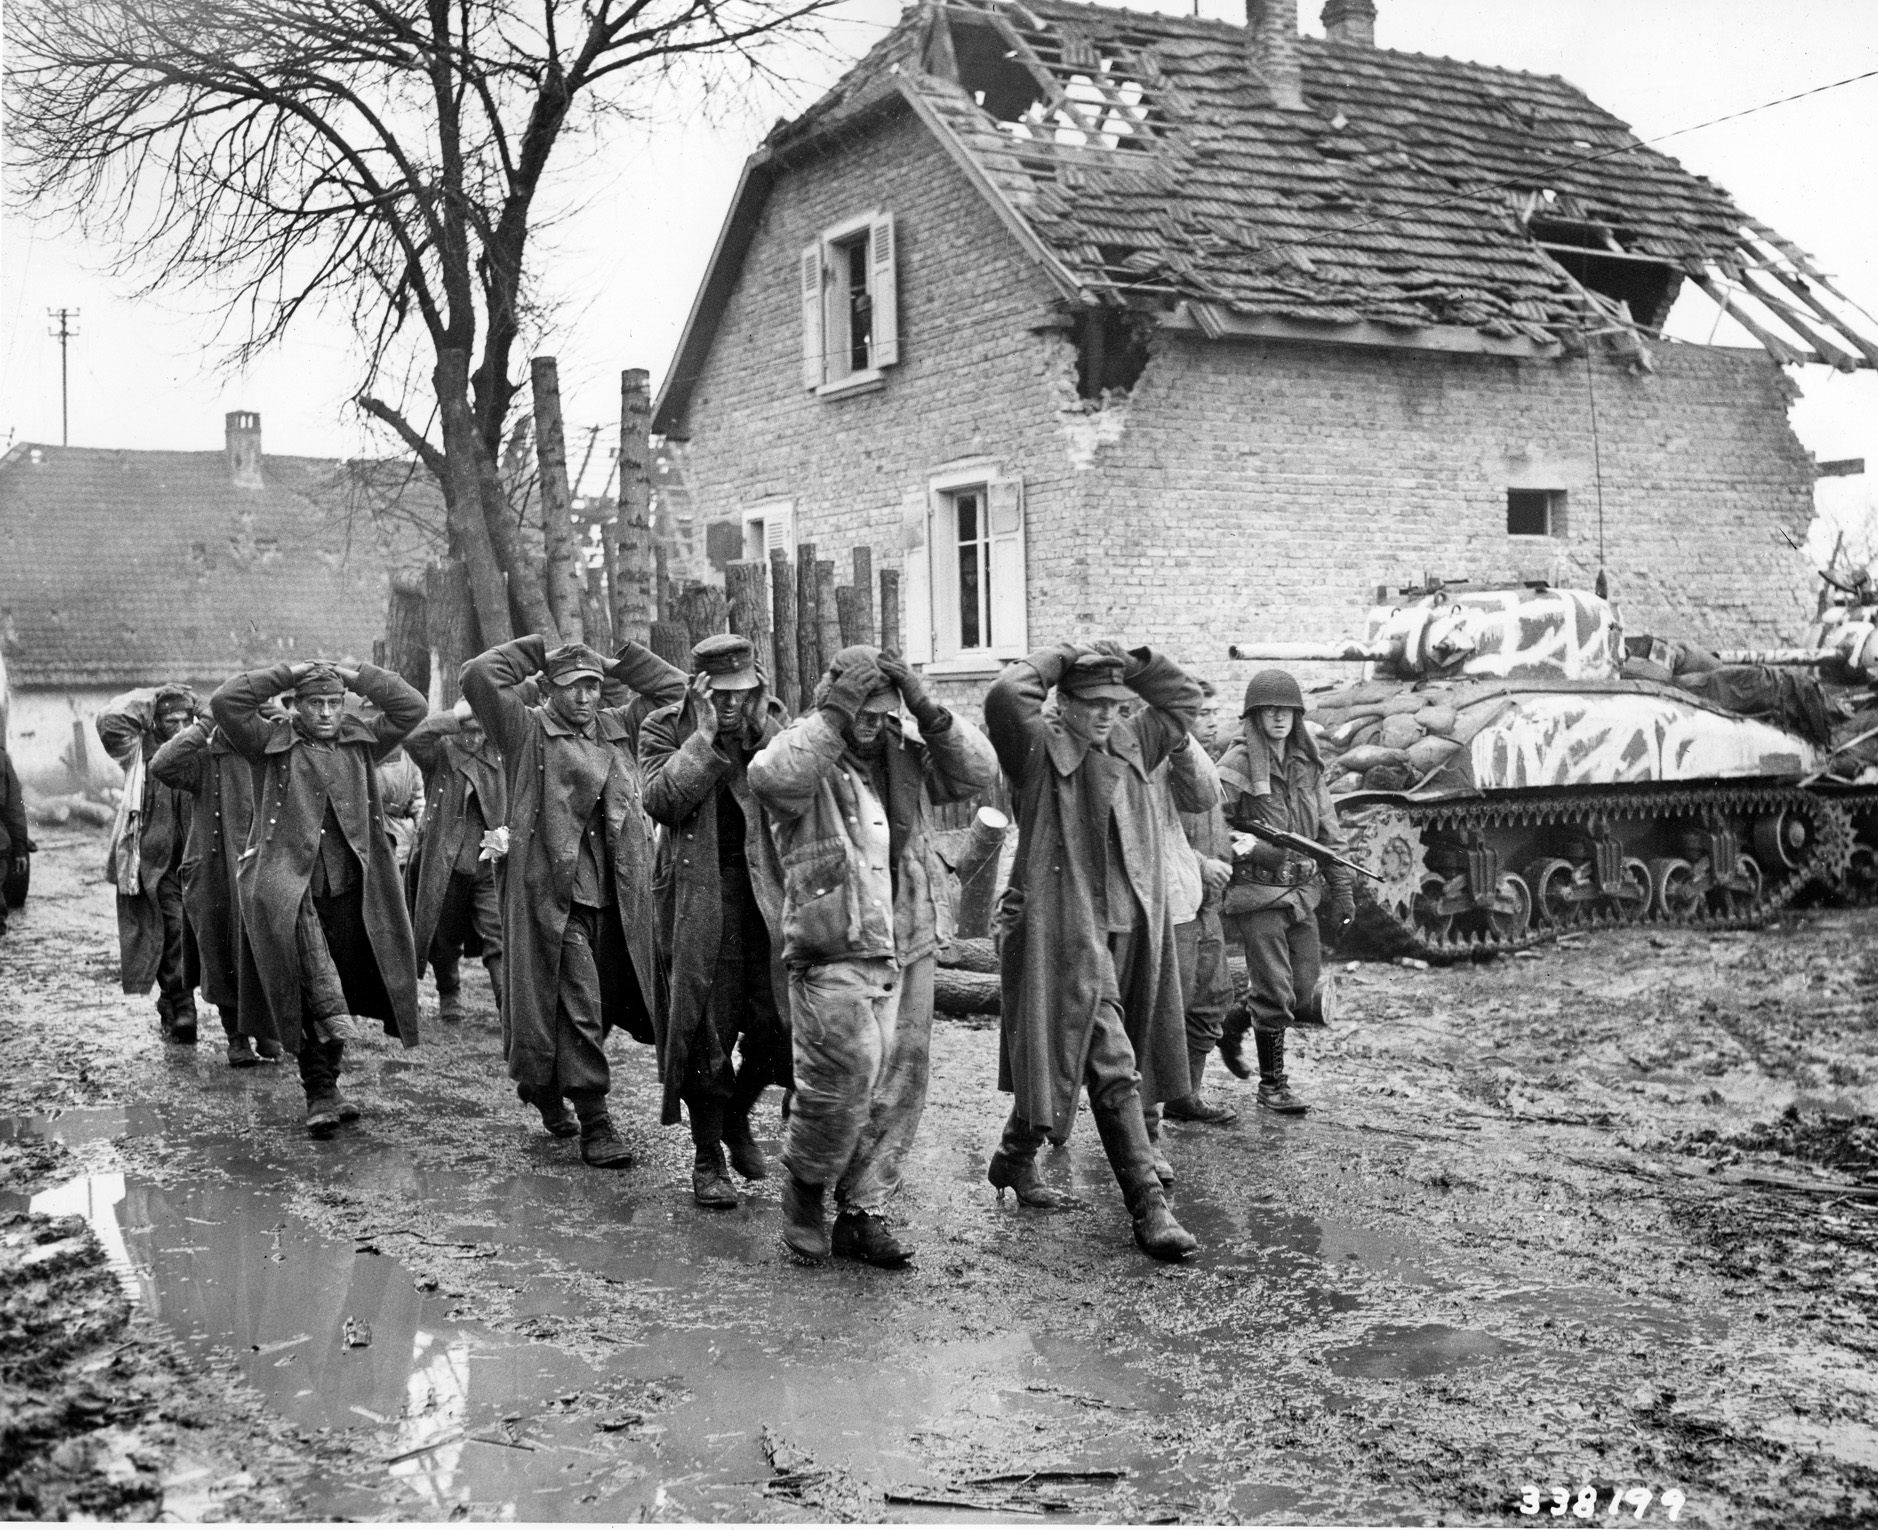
left=987, top=477, right=1028, bottom=657
left=868, top=212, right=899, bottom=369
left=902, top=493, right=933, bottom=665
left=764, top=511, right=792, bottom=555
left=800, top=243, right=824, bottom=389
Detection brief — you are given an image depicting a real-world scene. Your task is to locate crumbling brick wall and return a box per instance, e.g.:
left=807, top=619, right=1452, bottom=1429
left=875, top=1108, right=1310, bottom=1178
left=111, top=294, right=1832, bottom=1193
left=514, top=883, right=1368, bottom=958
left=669, top=106, right=1820, bottom=709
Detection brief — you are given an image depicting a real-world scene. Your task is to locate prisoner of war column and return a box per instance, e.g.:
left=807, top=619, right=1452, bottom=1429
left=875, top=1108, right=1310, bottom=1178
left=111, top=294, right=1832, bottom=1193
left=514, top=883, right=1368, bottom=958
left=641, top=635, right=793, bottom=1210
left=404, top=699, right=507, bottom=1024
left=460, top=635, right=688, bottom=1167
left=749, top=646, right=998, bottom=1265
left=983, top=641, right=1202, bottom=1262
left=151, top=712, right=281, bottom=1066
left=211, top=661, right=428, bottom=1133
left=98, top=685, right=204, bottom=1043
left=1215, top=670, right=1355, bottom=1113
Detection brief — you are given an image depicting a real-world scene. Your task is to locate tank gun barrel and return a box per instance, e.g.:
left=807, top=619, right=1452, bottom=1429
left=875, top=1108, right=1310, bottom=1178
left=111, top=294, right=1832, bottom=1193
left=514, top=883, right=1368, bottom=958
left=1713, top=647, right=1854, bottom=666
left=1227, top=640, right=1387, bottom=662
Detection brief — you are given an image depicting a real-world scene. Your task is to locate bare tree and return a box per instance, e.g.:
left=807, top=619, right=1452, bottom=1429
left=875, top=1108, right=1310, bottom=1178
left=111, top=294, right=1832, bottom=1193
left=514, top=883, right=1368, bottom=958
left=6, top=0, right=837, bottom=647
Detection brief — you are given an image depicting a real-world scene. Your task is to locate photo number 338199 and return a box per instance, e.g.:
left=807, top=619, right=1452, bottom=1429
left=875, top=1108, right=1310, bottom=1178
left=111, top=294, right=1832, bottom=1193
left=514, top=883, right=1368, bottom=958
left=1519, top=1485, right=1687, bottom=1519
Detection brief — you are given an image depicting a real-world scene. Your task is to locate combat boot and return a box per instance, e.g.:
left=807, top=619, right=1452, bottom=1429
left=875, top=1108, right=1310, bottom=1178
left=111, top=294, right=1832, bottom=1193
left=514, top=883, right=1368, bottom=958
left=571, top=1093, right=633, bottom=1169
left=832, top=1209, right=912, bottom=1266
left=226, top=1035, right=261, bottom=1068
left=517, top=1083, right=579, bottom=1137
left=437, top=988, right=465, bottom=1024
left=1164, top=1044, right=1238, bottom=1123
left=1124, top=1173, right=1199, bottom=1262
left=1217, top=1005, right=1252, bottom=1079
left=721, top=1068, right=770, bottom=1180
left=688, top=1099, right=737, bottom=1209
left=987, top=1116, right=1075, bottom=1208
left=305, top=1093, right=344, bottom=1136
left=1256, top=1031, right=1309, bottom=1114
left=781, top=1177, right=830, bottom=1261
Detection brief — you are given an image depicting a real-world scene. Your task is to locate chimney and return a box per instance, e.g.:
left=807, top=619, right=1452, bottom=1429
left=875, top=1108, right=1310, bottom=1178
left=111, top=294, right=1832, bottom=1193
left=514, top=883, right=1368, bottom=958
left=225, top=410, right=263, bottom=490
left=1321, top=0, right=1376, bottom=46
left=1246, top=0, right=1304, bottom=110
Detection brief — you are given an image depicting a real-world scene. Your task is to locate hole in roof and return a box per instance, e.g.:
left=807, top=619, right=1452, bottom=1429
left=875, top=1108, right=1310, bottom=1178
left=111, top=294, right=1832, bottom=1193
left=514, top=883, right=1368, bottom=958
left=949, top=14, right=1159, bottom=153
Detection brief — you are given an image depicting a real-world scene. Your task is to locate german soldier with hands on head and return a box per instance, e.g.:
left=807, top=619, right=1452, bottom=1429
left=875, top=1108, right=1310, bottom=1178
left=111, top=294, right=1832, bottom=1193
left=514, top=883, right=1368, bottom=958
left=1215, top=670, right=1355, bottom=1113
left=98, top=684, right=207, bottom=1043
left=748, top=645, right=998, bottom=1265
left=211, top=659, right=428, bottom=1133
left=642, top=635, right=793, bottom=1209
left=983, top=638, right=1203, bottom=1262
left=460, top=634, right=687, bottom=1167
left=404, top=696, right=507, bottom=1024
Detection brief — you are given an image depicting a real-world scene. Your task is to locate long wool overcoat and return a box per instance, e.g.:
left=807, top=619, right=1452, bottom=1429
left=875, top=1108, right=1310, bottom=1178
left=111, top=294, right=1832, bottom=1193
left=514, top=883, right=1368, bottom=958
left=97, top=693, right=198, bottom=996
left=985, top=644, right=1204, bottom=1138
left=403, top=712, right=508, bottom=960
left=460, top=636, right=688, bottom=1095
left=150, top=721, right=265, bottom=1024
left=211, top=663, right=428, bottom=1053
left=640, top=694, right=792, bottom=1125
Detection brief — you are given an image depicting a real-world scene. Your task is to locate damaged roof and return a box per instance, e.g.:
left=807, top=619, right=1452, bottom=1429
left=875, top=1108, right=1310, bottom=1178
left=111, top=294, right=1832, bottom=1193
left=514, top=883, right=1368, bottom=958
left=655, top=0, right=1877, bottom=431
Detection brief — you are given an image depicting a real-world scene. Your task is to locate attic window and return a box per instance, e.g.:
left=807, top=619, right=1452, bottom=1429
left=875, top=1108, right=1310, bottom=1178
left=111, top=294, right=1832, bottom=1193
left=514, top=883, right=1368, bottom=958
left=949, top=14, right=1160, bottom=153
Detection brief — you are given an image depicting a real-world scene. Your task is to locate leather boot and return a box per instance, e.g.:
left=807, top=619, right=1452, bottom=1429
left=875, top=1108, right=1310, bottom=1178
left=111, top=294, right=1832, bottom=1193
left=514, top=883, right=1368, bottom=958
left=571, top=1092, right=633, bottom=1168
left=226, top=1035, right=261, bottom=1068
left=1143, top=1106, right=1174, bottom=1187
left=781, top=1177, right=829, bottom=1261
left=721, top=1067, right=769, bottom=1181
left=1123, top=1172, right=1199, bottom=1262
left=987, top=1115, right=1074, bottom=1209
left=323, top=1043, right=359, bottom=1120
left=1164, top=1045, right=1238, bottom=1124
left=305, top=1092, right=343, bottom=1136
left=517, top=1083, right=579, bottom=1138
left=1218, top=1005, right=1252, bottom=1079
left=688, top=1099, right=738, bottom=1209
left=832, top=1209, right=912, bottom=1266
left=1256, top=1030, right=1309, bottom=1114
left=437, top=988, right=465, bottom=1024
left=258, top=1039, right=284, bottom=1062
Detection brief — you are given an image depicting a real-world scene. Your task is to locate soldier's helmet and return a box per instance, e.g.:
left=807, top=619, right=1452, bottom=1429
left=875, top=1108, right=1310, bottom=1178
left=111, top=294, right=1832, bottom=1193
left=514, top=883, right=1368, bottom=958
left=1241, top=669, right=1305, bottom=714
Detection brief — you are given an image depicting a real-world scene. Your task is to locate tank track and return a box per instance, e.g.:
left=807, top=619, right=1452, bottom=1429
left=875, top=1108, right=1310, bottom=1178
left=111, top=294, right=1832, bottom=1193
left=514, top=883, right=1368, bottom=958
left=1340, top=782, right=1878, bottom=963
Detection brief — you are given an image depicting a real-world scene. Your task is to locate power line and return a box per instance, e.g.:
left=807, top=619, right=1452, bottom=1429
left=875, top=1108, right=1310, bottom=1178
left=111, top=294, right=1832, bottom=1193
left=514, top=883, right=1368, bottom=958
left=46, top=308, right=79, bottom=446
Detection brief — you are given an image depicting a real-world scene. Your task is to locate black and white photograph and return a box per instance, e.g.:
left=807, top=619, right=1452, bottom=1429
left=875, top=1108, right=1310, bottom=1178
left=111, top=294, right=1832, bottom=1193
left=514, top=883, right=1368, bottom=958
left=2, top=0, right=1877, bottom=1523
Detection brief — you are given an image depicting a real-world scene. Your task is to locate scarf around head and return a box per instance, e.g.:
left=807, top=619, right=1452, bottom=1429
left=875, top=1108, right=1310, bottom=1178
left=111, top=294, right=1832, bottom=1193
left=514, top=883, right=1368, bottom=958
left=1219, top=713, right=1321, bottom=799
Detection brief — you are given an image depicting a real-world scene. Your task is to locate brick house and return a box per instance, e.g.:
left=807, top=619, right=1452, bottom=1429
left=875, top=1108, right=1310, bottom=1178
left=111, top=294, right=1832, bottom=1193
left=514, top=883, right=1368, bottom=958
left=0, top=413, right=421, bottom=789
left=652, top=0, right=1876, bottom=706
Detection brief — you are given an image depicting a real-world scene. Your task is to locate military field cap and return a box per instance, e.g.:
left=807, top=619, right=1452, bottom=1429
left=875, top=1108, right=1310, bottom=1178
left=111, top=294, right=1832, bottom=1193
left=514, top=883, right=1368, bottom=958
left=544, top=643, right=607, bottom=685
left=1060, top=651, right=1133, bottom=702
left=294, top=663, right=346, bottom=698
left=153, top=683, right=198, bottom=716
left=693, top=633, right=761, bottom=691
left=1241, top=669, right=1305, bottom=714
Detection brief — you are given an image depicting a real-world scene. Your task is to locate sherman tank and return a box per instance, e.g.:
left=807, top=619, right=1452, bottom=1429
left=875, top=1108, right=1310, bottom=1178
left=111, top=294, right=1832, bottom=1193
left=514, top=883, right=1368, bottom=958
left=1228, top=582, right=1878, bottom=959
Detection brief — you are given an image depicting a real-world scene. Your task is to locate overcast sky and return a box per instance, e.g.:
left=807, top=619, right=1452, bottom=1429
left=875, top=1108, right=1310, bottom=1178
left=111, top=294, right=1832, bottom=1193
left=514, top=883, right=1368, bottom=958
left=4, top=0, right=1876, bottom=509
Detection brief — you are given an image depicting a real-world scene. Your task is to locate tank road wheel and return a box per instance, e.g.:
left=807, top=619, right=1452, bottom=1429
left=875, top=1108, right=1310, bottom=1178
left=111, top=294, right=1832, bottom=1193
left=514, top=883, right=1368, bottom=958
left=1651, top=857, right=1702, bottom=921
left=1607, top=857, right=1653, bottom=925
left=1524, top=858, right=1581, bottom=928
left=1414, top=873, right=1454, bottom=942
left=1484, top=873, right=1533, bottom=943
left=1752, top=809, right=1813, bottom=873
left=1713, top=855, right=1765, bottom=917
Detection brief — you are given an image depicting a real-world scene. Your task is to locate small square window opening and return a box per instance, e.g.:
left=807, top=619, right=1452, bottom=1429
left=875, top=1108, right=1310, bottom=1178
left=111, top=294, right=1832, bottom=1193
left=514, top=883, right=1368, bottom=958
left=1507, top=489, right=1565, bottom=537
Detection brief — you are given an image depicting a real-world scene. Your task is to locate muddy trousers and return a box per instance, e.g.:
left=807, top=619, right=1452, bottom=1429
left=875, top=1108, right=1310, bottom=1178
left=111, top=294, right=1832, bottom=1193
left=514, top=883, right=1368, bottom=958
left=1223, top=903, right=1321, bottom=1037
left=1186, top=906, right=1233, bottom=1080
left=782, top=955, right=936, bottom=1213
left=428, top=865, right=504, bottom=1004
left=999, top=989, right=1159, bottom=1196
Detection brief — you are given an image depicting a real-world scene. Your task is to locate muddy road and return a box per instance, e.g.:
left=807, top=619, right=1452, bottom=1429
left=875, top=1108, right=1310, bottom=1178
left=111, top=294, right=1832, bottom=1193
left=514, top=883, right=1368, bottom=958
left=3, top=833, right=1876, bottom=1525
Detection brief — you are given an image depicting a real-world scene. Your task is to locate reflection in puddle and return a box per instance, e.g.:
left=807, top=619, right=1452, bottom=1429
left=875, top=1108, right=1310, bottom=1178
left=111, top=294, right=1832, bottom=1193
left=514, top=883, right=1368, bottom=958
left=1325, top=1322, right=1525, bottom=1380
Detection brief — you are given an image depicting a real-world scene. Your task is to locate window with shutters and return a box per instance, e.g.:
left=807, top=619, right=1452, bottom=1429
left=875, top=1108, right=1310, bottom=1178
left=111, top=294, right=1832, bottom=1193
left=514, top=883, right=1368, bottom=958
left=741, top=498, right=795, bottom=562
left=801, top=211, right=899, bottom=398
left=903, top=466, right=1029, bottom=672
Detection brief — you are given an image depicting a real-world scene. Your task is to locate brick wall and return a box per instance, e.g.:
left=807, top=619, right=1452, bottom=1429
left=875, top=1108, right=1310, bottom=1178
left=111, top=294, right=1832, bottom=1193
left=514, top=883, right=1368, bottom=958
left=670, top=106, right=1820, bottom=711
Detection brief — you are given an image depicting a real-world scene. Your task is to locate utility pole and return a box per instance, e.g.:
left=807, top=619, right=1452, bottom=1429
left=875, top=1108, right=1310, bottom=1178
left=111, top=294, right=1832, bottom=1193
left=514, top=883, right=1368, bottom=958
left=46, top=308, right=79, bottom=445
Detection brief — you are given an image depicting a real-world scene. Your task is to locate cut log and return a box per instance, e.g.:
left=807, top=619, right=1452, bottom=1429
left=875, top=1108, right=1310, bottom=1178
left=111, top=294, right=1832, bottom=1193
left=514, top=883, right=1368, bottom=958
left=770, top=551, right=799, bottom=712
left=938, top=936, right=998, bottom=974
left=952, top=806, right=1011, bottom=939
left=934, top=967, right=1001, bottom=1016
left=795, top=543, right=821, bottom=709
left=726, top=561, right=773, bottom=679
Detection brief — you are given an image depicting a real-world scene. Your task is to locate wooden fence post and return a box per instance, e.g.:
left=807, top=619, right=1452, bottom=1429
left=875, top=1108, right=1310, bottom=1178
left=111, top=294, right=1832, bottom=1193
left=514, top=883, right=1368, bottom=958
left=850, top=546, right=875, bottom=646
left=952, top=806, right=1012, bottom=938
left=835, top=584, right=864, bottom=647
left=651, top=621, right=691, bottom=667
left=726, top=562, right=772, bottom=679
left=770, top=550, right=799, bottom=712
left=816, top=559, right=841, bottom=668
left=796, top=543, right=820, bottom=707
left=530, top=356, right=586, bottom=645
left=879, top=567, right=901, bottom=656
left=614, top=368, right=654, bottom=645
left=677, top=583, right=728, bottom=652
